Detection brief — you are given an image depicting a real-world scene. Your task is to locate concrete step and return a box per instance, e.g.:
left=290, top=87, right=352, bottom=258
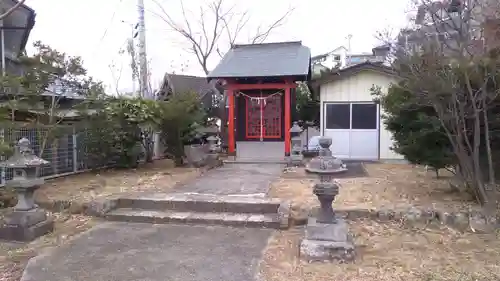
left=106, top=208, right=282, bottom=229
left=116, top=193, right=282, bottom=214
left=224, top=158, right=287, bottom=164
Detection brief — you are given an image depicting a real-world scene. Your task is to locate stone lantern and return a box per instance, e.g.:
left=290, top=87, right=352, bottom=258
left=288, top=121, right=304, bottom=166
left=300, top=136, right=354, bottom=262
left=0, top=138, right=54, bottom=242
left=206, top=135, right=219, bottom=153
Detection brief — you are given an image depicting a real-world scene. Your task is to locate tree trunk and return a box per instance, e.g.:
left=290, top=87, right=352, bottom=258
left=482, top=99, right=495, bottom=184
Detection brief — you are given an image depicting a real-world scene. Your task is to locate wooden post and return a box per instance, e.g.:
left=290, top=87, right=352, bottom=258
left=227, top=88, right=236, bottom=155
left=284, top=86, right=291, bottom=156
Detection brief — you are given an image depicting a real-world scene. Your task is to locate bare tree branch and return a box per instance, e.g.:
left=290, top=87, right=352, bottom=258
left=250, top=7, right=294, bottom=44
left=150, top=0, right=293, bottom=74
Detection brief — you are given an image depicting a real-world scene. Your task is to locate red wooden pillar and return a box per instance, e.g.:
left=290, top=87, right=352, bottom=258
left=227, top=87, right=236, bottom=155
left=284, top=86, right=291, bottom=156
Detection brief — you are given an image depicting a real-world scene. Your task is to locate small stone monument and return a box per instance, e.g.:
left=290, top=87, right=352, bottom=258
left=288, top=122, right=304, bottom=166
left=0, top=138, right=54, bottom=242
left=206, top=135, right=219, bottom=153
left=205, top=135, right=222, bottom=168
left=300, top=136, right=354, bottom=262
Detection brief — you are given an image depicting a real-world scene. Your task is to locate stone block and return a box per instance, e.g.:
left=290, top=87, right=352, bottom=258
left=0, top=209, right=54, bottom=242
left=220, top=213, right=249, bottom=227
left=277, top=201, right=291, bottom=229
left=305, top=217, right=350, bottom=241
left=300, top=218, right=355, bottom=263
left=3, top=209, right=46, bottom=226
left=345, top=209, right=371, bottom=220
left=86, top=199, right=118, bottom=217
left=376, top=209, right=394, bottom=221
left=300, top=239, right=355, bottom=263
left=187, top=212, right=223, bottom=224
left=436, top=210, right=453, bottom=225
left=246, top=214, right=280, bottom=228
left=453, top=212, right=470, bottom=230
left=468, top=212, right=492, bottom=233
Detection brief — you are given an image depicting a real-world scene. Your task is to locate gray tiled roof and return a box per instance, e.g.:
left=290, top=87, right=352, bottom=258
left=207, top=41, right=311, bottom=79
left=164, top=74, right=215, bottom=96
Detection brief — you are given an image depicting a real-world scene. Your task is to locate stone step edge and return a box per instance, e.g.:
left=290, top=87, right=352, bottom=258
left=291, top=207, right=500, bottom=232
left=105, top=208, right=288, bottom=229
left=116, top=194, right=284, bottom=214
left=38, top=198, right=498, bottom=232
left=117, top=193, right=284, bottom=205
left=223, top=160, right=287, bottom=164
left=35, top=199, right=292, bottom=228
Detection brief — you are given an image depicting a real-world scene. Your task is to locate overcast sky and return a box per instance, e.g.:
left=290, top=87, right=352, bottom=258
left=25, top=0, right=411, bottom=94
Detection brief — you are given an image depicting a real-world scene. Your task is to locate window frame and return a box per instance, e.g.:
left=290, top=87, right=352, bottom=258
left=324, top=102, right=379, bottom=131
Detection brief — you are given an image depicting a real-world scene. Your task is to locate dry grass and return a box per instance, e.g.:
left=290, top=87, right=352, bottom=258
left=0, top=213, right=98, bottom=281
left=270, top=163, right=479, bottom=222
left=34, top=159, right=201, bottom=205
left=260, top=220, right=500, bottom=281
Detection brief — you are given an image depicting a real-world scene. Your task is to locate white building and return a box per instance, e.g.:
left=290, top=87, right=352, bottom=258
left=311, top=45, right=391, bottom=78
left=312, top=62, right=404, bottom=161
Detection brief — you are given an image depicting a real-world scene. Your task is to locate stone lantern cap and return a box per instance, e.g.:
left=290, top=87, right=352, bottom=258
left=206, top=135, right=218, bottom=141
left=0, top=138, right=49, bottom=169
left=289, top=121, right=303, bottom=134
left=306, top=136, right=347, bottom=174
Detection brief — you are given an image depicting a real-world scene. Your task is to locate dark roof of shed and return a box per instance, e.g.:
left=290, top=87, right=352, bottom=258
left=207, top=41, right=311, bottom=79
left=162, top=74, right=216, bottom=96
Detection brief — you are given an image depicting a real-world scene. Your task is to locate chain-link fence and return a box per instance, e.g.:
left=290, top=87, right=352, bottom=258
left=0, top=126, right=158, bottom=187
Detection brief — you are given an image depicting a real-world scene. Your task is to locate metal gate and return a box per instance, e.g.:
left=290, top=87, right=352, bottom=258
left=244, top=93, right=282, bottom=140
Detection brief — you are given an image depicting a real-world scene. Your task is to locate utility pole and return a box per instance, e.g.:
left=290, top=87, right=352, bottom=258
left=137, top=0, right=150, bottom=99
left=0, top=15, right=6, bottom=75
left=346, top=34, right=353, bottom=66
left=137, top=0, right=157, bottom=162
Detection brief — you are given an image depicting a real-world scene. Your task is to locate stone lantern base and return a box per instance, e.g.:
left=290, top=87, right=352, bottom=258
left=0, top=208, right=54, bottom=242
left=299, top=217, right=355, bottom=262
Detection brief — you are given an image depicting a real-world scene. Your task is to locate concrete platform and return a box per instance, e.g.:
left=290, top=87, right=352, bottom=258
left=21, top=222, right=273, bottom=281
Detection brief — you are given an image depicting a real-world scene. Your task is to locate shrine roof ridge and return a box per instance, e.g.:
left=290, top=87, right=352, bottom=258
left=208, top=41, right=311, bottom=80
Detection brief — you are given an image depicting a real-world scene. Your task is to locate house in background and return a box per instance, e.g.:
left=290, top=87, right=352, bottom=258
left=0, top=1, right=93, bottom=178
left=311, top=45, right=391, bottom=78
left=311, top=46, right=347, bottom=77
left=312, top=61, right=403, bottom=161
left=157, top=73, right=223, bottom=112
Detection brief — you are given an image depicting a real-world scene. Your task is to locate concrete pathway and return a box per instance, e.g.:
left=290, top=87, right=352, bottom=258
left=21, top=164, right=283, bottom=281
left=173, top=163, right=283, bottom=195
left=22, top=223, right=272, bottom=281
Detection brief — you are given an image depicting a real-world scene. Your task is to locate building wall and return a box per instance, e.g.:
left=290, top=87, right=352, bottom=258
left=319, top=70, right=403, bottom=160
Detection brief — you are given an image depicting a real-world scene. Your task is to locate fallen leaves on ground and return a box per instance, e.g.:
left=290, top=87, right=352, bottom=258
left=35, top=159, right=201, bottom=205
left=260, top=220, right=500, bottom=281
left=270, top=163, right=479, bottom=222
left=0, top=213, right=97, bottom=281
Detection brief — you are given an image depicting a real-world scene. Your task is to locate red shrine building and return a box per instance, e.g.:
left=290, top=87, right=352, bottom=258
left=207, top=41, right=311, bottom=162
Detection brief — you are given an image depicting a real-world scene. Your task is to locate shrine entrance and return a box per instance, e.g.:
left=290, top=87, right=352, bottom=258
left=244, top=92, right=282, bottom=141
left=205, top=41, right=311, bottom=162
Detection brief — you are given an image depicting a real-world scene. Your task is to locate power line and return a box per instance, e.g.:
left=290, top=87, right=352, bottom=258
left=92, top=0, right=124, bottom=55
